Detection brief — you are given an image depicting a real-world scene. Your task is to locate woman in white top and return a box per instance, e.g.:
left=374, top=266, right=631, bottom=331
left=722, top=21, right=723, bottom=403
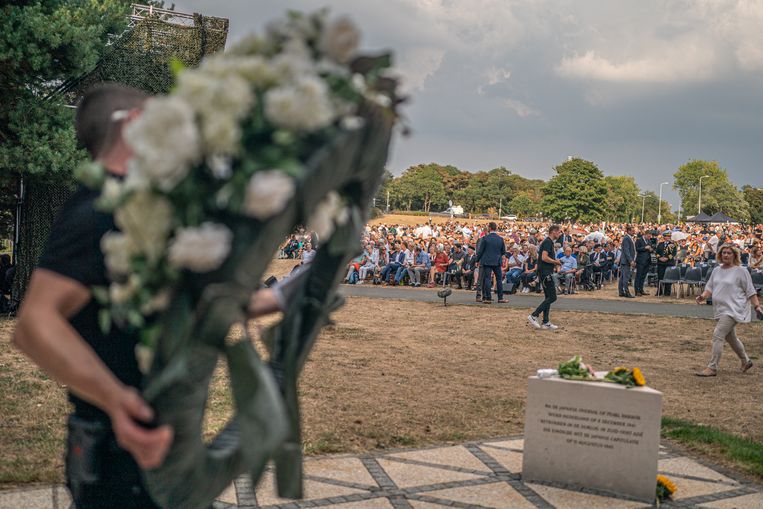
left=695, top=244, right=762, bottom=377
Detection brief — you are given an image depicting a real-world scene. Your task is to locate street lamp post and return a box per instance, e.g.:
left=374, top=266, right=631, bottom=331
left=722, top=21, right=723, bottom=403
left=698, top=175, right=710, bottom=215
left=638, top=193, right=647, bottom=224
left=658, top=182, right=669, bottom=225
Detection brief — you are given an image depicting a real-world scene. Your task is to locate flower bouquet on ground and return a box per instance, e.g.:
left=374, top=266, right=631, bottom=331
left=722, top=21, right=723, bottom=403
left=85, top=10, right=401, bottom=509
left=557, top=356, right=647, bottom=388
left=604, top=366, right=646, bottom=387
left=557, top=355, right=596, bottom=380
left=656, top=474, right=677, bottom=504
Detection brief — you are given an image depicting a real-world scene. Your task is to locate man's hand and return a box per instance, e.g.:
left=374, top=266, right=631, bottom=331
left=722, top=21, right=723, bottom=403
left=108, top=387, right=173, bottom=469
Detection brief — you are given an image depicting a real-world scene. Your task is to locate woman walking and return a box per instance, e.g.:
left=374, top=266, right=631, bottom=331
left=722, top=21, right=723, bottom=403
left=695, top=244, right=762, bottom=377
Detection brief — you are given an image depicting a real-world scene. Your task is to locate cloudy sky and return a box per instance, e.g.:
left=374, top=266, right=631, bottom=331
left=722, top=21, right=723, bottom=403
left=173, top=0, right=763, bottom=209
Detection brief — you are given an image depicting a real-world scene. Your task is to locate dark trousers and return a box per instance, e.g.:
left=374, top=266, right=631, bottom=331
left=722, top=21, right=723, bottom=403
left=66, top=415, right=160, bottom=509
left=657, top=264, right=672, bottom=295
left=618, top=264, right=631, bottom=296
left=635, top=262, right=650, bottom=293
left=532, top=273, right=557, bottom=323
left=481, top=265, right=503, bottom=301
left=463, top=270, right=475, bottom=289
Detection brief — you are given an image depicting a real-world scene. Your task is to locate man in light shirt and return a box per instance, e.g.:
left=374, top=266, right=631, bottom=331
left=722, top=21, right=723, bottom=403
left=556, top=247, right=579, bottom=294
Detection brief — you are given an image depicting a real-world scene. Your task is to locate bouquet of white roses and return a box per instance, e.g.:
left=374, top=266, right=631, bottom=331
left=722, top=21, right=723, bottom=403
left=82, top=9, right=400, bottom=357
left=79, top=10, right=401, bottom=508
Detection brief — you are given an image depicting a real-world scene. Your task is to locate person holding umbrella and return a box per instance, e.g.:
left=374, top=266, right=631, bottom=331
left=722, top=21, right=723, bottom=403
left=695, top=244, right=763, bottom=377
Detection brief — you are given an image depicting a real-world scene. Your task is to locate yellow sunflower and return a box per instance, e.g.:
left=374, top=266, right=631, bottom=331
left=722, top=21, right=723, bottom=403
left=632, top=367, right=646, bottom=386
left=656, top=474, right=677, bottom=495
left=613, top=366, right=627, bottom=374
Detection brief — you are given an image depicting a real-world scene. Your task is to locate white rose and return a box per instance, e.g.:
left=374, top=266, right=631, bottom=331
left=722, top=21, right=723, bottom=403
left=319, top=16, right=360, bottom=64
left=176, top=64, right=254, bottom=154
left=101, top=232, right=134, bottom=276
left=115, top=191, right=174, bottom=265
left=264, top=75, right=335, bottom=131
left=97, top=177, right=126, bottom=211
left=200, top=115, right=242, bottom=156
left=124, top=96, right=201, bottom=191
left=168, top=222, right=233, bottom=272
left=235, top=56, right=280, bottom=88
left=244, top=170, right=296, bottom=219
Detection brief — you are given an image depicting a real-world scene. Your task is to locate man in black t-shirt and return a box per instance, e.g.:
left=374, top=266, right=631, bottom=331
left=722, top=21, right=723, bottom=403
left=13, top=85, right=286, bottom=509
left=528, top=224, right=563, bottom=330
left=11, top=85, right=176, bottom=509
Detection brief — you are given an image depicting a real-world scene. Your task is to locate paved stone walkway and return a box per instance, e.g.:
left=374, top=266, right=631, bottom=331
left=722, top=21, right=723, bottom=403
left=3, top=437, right=760, bottom=508
left=338, top=285, right=716, bottom=319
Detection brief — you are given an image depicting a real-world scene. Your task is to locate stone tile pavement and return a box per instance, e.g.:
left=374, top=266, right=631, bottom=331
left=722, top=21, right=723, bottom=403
left=2, top=436, right=761, bottom=508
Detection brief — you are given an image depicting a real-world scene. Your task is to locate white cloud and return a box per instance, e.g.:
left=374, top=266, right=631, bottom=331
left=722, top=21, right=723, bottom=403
left=477, top=66, right=512, bottom=95
left=555, top=40, right=717, bottom=84
left=397, top=47, right=445, bottom=92
left=503, top=98, right=538, bottom=117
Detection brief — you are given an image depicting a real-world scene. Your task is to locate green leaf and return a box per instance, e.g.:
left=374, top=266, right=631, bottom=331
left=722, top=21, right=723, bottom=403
left=169, top=57, right=186, bottom=78
left=98, top=308, right=112, bottom=335
left=92, top=286, right=109, bottom=304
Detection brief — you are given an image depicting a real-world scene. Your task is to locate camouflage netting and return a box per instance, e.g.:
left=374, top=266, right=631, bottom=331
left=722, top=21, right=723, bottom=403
left=12, top=10, right=228, bottom=305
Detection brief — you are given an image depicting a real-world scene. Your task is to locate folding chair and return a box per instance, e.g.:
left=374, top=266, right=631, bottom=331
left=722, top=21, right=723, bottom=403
left=658, top=266, right=681, bottom=297
left=683, top=267, right=703, bottom=297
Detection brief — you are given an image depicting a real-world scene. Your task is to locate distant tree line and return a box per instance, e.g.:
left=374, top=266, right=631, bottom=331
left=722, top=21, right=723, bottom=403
left=375, top=158, right=760, bottom=224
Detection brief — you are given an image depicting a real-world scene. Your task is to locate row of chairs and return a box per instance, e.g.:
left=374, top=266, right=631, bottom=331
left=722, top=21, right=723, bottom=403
left=658, top=264, right=763, bottom=297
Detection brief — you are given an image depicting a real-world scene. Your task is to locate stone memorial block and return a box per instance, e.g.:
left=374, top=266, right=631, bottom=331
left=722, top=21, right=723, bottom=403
left=523, top=376, right=662, bottom=503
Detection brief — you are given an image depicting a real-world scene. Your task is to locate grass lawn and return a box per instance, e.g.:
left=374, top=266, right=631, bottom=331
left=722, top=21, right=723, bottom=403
left=2, top=288, right=762, bottom=488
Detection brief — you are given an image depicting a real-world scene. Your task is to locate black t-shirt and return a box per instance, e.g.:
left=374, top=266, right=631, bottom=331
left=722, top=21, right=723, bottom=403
left=537, top=237, right=556, bottom=275
left=38, top=185, right=141, bottom=420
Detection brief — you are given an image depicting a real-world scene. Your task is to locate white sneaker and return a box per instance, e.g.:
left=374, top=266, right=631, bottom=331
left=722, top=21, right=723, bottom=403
left=522, top=287, right=529, bottom=293
left=541, top=322, right=559, bottom=331
left=527, top=315, right=541, bottom=329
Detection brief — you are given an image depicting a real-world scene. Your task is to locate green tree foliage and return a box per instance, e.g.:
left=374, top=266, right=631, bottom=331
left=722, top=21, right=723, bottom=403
left=507, top=192, right=535, bottom=218
left=603, top=175, right=640, bottom=222
left=373, top=168, right=394, bottom=209
left=389, top=163, right=449, bottom=213
left=742, top=186, right=763, bottom=225
left=674, top=160, right=750, bottom=223
left=639, top=191, right=675, bottom=224
left=541, top=158, right=608, bottom=222
left=0, top=0, right=133, bottom=186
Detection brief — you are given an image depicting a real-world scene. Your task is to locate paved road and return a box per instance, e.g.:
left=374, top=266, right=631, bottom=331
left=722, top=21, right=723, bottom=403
left=338, top=284, right=717, bottom=319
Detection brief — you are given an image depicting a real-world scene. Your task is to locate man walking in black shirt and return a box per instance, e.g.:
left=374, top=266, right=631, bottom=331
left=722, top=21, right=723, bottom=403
left=528, top=224, right=563, bottom=330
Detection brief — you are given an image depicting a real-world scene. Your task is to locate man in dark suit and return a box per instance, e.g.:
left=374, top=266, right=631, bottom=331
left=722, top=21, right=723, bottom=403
left=475, top=222, right=507, bottom=303
left=634, top=229, right=654, bottom=296
left=619, top=225, right=636, bottom=298
left=461, top=245, right=478, bottom=290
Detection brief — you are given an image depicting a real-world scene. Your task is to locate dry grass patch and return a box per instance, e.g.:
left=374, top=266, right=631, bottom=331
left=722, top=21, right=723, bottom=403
left=2, top=295, right=762, bottom=487
left=294, top=298, right=763, bottom=457
left=0, top=319, right=69, bottom=487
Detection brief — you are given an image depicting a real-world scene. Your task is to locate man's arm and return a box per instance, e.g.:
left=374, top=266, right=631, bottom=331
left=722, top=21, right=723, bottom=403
left=541, top=250, right=561, bottom=266
left=13, top=269, right=172, bottom=468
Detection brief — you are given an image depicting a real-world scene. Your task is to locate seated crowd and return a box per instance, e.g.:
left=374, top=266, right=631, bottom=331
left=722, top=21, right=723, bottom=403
left=280, top=220, right=763, bottom=297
